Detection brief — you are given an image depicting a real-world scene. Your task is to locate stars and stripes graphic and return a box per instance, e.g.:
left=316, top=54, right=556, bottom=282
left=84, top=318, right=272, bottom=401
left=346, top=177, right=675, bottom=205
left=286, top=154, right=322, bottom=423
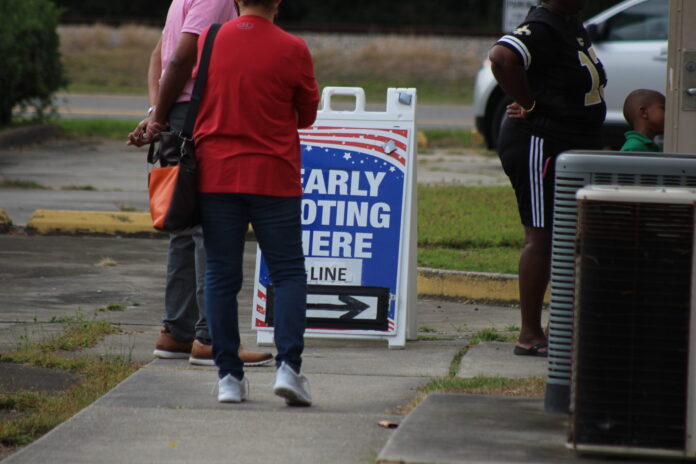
left=253, top=124, right=408, bottom=336
left=300, top=126, right=409, bottom=170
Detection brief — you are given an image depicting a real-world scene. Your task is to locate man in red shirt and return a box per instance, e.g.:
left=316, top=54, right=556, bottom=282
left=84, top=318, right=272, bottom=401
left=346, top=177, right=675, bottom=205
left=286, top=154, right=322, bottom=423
left=127, top=0, right=272, bottom=367
left=196, top=0, right=318, bottom=404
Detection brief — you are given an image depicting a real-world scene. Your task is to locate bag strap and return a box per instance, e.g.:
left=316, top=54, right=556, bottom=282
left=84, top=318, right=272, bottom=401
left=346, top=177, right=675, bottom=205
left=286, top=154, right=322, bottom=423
left=181, top=23, right=222, bottom=138
left=147, top=140, right=156, bottom=164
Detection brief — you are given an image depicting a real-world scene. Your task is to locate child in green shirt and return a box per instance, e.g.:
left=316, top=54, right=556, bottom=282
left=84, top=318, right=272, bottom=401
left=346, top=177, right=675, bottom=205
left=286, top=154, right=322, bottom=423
left=620, top=89, right=665, bottom=152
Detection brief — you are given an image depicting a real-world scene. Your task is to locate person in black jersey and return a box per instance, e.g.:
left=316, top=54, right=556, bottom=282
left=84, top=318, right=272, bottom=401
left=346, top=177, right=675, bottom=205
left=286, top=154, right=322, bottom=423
left=489, top=0, right=607, bottom=357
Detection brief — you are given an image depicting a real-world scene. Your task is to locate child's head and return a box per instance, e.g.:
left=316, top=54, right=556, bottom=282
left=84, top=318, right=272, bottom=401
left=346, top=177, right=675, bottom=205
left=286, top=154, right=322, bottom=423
left=623, top=89, right=665, bottom=138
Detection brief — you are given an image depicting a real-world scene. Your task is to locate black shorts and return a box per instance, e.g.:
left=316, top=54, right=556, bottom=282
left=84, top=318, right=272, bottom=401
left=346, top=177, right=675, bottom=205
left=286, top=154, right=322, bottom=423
left=498, top=119, right=600, bottom=229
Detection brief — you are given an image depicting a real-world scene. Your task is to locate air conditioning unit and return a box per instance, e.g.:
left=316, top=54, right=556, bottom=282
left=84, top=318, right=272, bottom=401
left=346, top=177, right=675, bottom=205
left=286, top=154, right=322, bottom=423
left=569, top=186, right=696, bottom=458
left=547, top=151, right=696, bottom=413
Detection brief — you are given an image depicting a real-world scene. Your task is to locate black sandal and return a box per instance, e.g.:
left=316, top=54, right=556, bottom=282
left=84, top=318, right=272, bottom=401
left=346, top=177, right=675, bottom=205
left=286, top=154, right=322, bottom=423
left=513, top=342, right=548, bottom=358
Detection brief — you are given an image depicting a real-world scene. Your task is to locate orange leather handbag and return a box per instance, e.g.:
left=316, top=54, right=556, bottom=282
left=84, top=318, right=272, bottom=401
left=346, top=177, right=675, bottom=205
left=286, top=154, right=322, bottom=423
left=146, top=24, right=220, bottom=232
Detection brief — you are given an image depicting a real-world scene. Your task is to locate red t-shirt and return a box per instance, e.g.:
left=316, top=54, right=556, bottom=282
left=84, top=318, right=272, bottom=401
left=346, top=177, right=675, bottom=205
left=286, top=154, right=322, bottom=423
left=193, top=15, right=319, bottom=196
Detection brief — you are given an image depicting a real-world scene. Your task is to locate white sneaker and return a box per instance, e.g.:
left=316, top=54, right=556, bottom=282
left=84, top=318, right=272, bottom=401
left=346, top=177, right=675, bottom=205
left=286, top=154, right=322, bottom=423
left=273, top=362, right=312, bottom=406
left=216, top=374, right=249, bottom=403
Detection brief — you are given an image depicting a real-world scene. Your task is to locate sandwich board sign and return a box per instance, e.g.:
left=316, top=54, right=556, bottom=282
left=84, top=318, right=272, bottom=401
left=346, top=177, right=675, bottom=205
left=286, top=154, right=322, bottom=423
left=252, top=87, right=417, bottom=348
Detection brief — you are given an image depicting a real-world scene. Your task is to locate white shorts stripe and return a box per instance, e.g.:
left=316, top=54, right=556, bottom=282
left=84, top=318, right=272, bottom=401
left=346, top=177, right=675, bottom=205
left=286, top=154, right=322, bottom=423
left=528, top=135, right=545, bottom=228
left=498, top=36, right=531, bottom=70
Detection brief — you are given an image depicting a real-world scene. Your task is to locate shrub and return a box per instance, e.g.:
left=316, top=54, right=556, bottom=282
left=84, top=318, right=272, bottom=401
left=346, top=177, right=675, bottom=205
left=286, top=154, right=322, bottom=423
left=0, top=0, right=66, bottom=125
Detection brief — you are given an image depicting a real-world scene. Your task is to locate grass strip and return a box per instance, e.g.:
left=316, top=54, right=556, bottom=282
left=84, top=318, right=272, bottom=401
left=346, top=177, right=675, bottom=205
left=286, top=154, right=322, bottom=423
left=416, top=184, right=521, bottom=274
left=0, top=315, right=138, bottom=447
left=0, top=180, right=51, bottom=190
left=421, top=129, right=481, bottom=150
left=418, top=246, right=519, bottom=274
left=399, top=328, right=542, bottom=414
left=316, top=78, right=473, bottom=105
left=420, top=376, right=545, bottom=398
left=56, top=119, right=140, bottom=140
left=418, top=185, right=522, bottom=249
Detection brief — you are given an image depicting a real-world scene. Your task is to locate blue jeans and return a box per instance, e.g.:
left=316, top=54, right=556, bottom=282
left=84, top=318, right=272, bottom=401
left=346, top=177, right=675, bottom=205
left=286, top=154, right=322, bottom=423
left=200, top=193, right=307, bottom=380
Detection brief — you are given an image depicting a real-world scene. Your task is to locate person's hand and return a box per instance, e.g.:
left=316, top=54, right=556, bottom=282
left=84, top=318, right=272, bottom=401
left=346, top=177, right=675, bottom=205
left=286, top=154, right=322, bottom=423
left=506, top=101, right=535, bottom=120
left=126, top=118, right=152, bottom=147
left=145, top=119, right=168, bottom=142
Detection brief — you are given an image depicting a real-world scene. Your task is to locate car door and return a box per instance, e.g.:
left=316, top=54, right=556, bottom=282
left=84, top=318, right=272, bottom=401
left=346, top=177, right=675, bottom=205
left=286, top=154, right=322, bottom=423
left=590, top=0, right=669, bottom=125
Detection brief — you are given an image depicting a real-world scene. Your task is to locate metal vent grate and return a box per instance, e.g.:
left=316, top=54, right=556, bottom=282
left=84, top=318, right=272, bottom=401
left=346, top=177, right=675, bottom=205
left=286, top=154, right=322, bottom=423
left=639, top=174, right=659, bottom=185
left=663, top=175, right=683, bottom=186
left=617, top=174, right=637, bottom=184
left=572, top=199, right=691, bottom=450
left=593, top=173, right=613, bottom=185
left=549, top=175, right=589, bottom=385
left=592, top=173, right=688, bottom=187
left=549, top=151, right=696, bottom=413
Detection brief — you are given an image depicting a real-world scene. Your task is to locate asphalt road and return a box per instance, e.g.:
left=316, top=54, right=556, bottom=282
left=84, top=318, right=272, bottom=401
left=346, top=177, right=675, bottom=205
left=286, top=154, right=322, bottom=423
left=52, top=93, right=474, bottom=129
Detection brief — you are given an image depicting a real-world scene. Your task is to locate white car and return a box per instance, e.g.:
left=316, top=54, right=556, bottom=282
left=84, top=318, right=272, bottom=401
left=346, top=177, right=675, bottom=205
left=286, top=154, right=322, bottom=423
left=473, top=0, right=668, bottom=149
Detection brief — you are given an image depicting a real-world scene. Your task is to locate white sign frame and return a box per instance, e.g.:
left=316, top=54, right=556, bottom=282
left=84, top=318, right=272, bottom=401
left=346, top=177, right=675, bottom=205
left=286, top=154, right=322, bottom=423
left=252, top=87, right=418, bottom=349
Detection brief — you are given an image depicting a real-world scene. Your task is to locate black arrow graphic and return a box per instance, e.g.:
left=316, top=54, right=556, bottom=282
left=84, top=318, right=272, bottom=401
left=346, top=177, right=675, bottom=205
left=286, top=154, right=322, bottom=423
left=265, top=284, right=390, bottom=331
left=307, top=294, right=370, bottom=320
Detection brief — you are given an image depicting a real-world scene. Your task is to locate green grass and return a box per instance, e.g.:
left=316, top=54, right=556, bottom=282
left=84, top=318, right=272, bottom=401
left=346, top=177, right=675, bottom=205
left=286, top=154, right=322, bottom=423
left=63, top=79, right=472, bottom=106
left=0, top=180, right=51, bottom=190
left=416, top=185, right=522, bottom=274
left=421, top=128, right=479, bottom=149
left=318, top=78, right=472, bottom=105
left=60, top=185, right=97, bottom=191
left=418, top=376, right=545, bottom=397
left=417, top=335, right=456, bottom=341
left=98, top=303, right=125, bottom=312
left=61, top=51, right=150, bottom=96
left=469, top=328, right=515, bottom=344
left=418, top=185, right=521, bottom=249
left=56, top=119, right=140, bottom=140
left=400, top=326, right=542, bottom=414
left=418, top=246, right=519, bottom=274
left=0, top=313, right=138, bottom=447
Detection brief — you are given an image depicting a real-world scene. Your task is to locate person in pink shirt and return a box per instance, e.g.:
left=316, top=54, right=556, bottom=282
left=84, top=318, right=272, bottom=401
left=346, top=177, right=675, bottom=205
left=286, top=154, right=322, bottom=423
left=127, top=0, right=272, bottom=367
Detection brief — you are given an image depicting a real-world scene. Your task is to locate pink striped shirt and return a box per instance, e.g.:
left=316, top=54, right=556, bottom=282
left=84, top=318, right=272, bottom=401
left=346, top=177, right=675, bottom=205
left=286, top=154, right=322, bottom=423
left=160, top=0, right=237, bottom=102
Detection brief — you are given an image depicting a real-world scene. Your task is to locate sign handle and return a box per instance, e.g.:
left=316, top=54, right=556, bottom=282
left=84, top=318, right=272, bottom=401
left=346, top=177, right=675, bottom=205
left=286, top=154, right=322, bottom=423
left=320, top=87, right=367, bottom=114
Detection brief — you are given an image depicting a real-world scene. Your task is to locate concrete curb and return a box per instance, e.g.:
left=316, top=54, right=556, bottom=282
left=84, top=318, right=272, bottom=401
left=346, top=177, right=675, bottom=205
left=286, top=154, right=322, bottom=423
left=0, top=124, right=60, bottom=150
left=25, top=210, right=163, bottom=237
left=417, top=267, right=520, bottom=302
left=13, top=209, right=533, bottom=303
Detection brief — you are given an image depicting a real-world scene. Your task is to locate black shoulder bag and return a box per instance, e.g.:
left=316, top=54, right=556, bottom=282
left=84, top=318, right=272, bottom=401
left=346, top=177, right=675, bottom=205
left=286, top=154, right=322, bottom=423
left=147, top=23, right=221, bottom=232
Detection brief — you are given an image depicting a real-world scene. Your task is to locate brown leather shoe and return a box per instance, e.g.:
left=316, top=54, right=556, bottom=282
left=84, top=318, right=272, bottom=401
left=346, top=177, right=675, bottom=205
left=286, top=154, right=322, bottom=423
left=189, top=340, right=274, bottom=367
left=238, top=346, right=274, bottom=367
left=153, top=327, right=192, bottom=359
left=189, top=339, right=214, bottom=366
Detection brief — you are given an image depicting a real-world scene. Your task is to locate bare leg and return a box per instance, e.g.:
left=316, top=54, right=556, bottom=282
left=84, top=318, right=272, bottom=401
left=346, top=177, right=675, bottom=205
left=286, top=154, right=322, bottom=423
left=516, top=226, right=551, bottom=352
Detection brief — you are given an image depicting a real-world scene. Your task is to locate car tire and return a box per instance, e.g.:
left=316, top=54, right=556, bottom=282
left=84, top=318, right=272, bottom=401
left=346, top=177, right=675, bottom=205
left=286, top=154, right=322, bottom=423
left=490, top=95, right=513, bottom=150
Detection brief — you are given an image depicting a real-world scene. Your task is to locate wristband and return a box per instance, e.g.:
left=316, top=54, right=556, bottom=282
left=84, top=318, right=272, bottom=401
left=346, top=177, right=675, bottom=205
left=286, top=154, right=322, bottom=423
left=521, top=100, right=536, bottom=114
left=147, top=105, right=156, bottom=117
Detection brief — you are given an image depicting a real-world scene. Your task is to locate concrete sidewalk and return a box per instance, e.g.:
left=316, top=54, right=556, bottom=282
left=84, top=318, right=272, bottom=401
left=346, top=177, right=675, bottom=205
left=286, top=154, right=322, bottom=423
left=0, top=234, right=539, bottom=464
left=0, top=235, right=660, bottom=464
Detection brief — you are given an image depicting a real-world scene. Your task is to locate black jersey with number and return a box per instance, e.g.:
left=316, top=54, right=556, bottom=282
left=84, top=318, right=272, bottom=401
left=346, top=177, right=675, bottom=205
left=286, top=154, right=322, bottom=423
left=496, top=6, right=607, bottom=138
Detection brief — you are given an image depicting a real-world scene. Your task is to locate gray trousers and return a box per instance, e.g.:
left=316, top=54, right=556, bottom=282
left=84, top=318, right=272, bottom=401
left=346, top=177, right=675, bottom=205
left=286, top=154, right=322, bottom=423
left=161, top=102, right=210, bottom=343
